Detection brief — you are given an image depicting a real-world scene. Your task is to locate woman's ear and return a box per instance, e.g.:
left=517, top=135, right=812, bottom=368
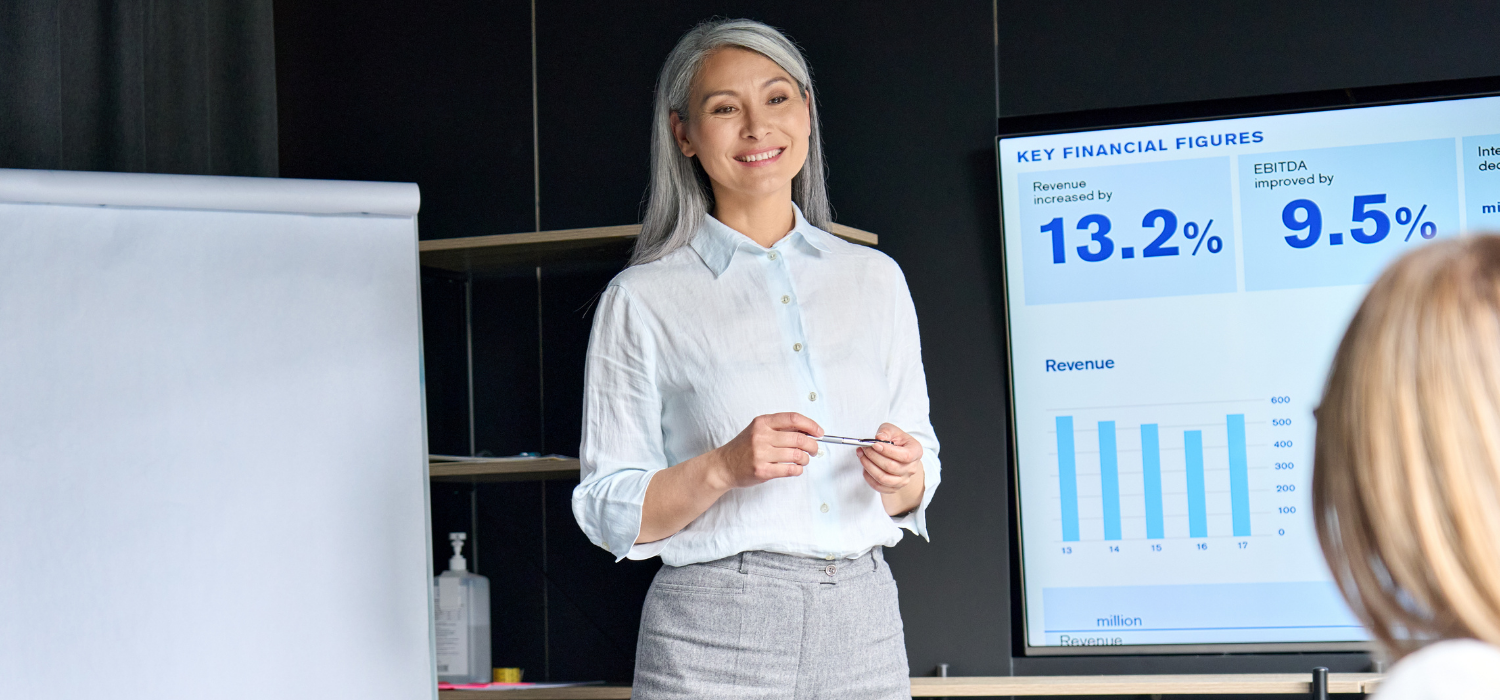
left=669, top=111, right=696, bottom=158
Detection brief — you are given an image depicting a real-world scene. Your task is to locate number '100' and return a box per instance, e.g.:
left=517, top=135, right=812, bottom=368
left=1044, top=210, right=1185, bottom=263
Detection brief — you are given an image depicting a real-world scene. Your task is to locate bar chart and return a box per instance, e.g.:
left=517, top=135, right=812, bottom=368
left=1051, top=400, right=1274, bottom=542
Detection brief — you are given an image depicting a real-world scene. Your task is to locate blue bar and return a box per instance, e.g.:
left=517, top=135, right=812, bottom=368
left=1227, top=414, right=1251, bottom=537
left=1098, top=421, right=1121, bottom=540
left=1185, top=430, right=1207, bottom=538
left=1141, top=424, right=1164, bottom=539
left=1057, top=417, right=1079, bottom=542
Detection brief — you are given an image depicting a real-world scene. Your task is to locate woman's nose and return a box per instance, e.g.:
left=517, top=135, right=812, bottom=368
left=741, top=105, right=772, bottom=139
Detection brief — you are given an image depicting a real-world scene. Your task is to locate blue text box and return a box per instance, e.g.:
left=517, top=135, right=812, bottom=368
left=1464, top=134, right=1500, bottom=230
left=1042, top=581, right=1365, bottom=645
left=1019, top=158, right=1236, bottom=305
left=1240, top=139, right=1458, bottom=291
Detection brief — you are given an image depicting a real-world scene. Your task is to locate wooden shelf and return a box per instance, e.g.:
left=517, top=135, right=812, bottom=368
left=421, top=225, right=639, bottom=271
left=439, top=687, right=629, bottom=699
left=419, top=223, right=879, bottom=273
left=909, top=673, right=1382, bottom=696
left=428, top=456, right=581, bottom=482
left=435, top=673, right=1382, bottom=698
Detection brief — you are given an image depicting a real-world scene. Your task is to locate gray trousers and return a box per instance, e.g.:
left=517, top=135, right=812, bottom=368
left=633, top=547, right=910, bottom=700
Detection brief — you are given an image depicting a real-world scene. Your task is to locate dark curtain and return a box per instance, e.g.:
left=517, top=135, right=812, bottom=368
left=0, top=0, right=277, bottom=176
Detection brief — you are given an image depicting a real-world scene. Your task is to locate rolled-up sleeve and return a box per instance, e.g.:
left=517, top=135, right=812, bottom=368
left=571, top=284, right=671, bottom=561
left=885, top=263, right=941, bottom=539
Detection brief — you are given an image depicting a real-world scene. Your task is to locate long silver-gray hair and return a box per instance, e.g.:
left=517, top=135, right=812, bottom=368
left=631, top=18, right=832, bottom=266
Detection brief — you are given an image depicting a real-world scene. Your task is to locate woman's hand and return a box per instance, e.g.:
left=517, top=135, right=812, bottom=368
left=857, top=423, right=926, bottom=516
left=637, top=412, right=821, bottom=544
left=708, top=412, right=824, bottom=490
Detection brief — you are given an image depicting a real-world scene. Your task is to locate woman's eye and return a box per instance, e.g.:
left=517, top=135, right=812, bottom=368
left=769, top=96, right=787, bottom=104
left=712, top=105, right=736, bottom=114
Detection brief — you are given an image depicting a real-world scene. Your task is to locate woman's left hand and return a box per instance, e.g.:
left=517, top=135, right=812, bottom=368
left=858, top=423, right=925, bottom=515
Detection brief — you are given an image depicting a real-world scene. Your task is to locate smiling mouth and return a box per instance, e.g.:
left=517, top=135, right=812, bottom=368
left=735, top=147, right=785, bottom=163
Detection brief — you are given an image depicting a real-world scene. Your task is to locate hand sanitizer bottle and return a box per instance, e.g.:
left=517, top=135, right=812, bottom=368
left=434, top=532, right=491, bottom=684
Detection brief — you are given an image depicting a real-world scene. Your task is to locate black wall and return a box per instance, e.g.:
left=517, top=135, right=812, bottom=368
left=997, top=2, right=1500, bottom=116
left=1, top=0, right=277, bottom=176
left=273, top=0, right=1500, bottom=687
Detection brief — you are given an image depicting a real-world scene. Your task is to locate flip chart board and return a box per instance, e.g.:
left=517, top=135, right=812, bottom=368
left=0, top=169, right=433, bottom=698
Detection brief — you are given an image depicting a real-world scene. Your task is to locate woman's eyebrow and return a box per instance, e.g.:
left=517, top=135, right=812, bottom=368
left=699, top=77, right=793, bottom=104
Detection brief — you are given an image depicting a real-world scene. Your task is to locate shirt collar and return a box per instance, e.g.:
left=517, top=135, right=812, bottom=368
left=689, top=203, right=837, bottom=277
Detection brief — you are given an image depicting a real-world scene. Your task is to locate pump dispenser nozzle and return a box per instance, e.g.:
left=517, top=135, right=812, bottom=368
left=448, top=532, right=468, bottom=572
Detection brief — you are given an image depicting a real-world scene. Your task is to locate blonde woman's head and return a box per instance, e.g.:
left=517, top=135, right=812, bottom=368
left=1316, top=235, right=1500, bottom=657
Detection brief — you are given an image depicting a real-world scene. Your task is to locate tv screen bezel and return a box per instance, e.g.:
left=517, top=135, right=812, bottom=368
left=996, top=76, right=1500, bottom=656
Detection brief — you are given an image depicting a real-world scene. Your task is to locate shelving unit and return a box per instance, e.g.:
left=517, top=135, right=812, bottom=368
left=419, top=220, right=881, bottom=483
left=435, top=673, right=1384, bottom=698
left=419, top=222, right=879, bottom=273
left=420, top=219, right=881, bottom=684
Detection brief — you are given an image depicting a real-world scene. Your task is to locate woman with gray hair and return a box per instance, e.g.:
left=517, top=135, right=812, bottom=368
left=572, top=18, right=941, bottom=698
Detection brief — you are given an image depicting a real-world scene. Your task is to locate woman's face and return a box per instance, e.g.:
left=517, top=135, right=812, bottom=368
left=672, top=47, right=811, bottom=205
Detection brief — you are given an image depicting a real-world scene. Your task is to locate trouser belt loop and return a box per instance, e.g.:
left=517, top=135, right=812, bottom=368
left=871, top=546, right=881, bottom=572
left=738, top=551, right=749, bottom=574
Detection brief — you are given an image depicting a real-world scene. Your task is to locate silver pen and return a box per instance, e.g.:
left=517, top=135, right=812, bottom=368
left=813, top=434, right=893, bottom=447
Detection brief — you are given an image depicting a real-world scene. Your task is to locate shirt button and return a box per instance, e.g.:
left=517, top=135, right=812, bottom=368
left=825, top=564, right=837, bottom=576
left=768, top=251, right=779, bottom=260
left=793, top=343, right=803, bottom=352
left=825, top=554, right=835, bottom=561
left=808, top=391, right=817, bottom=401
left=820, top=503, right=829, bottom=513
left=780, top=295, right=790, bottom=304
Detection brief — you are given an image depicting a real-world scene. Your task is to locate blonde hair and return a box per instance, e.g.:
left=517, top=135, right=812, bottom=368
left=1315, top=235, right=1500, bottom=657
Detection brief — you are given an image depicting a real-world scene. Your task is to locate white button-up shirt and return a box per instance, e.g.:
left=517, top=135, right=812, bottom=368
left=571, top=207, right=941, bottom=566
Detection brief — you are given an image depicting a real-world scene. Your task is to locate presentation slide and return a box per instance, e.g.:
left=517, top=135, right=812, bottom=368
left=998, top=93, right=1500, bottom=651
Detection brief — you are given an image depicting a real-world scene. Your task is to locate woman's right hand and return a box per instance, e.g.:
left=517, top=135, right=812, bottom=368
left=637, top=412, right=823, bottom=544
left=709, top=412, right=824, bottom=489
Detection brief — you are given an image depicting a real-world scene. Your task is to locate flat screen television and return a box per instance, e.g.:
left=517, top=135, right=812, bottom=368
left=996, top=77, right=1500, bottom=655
